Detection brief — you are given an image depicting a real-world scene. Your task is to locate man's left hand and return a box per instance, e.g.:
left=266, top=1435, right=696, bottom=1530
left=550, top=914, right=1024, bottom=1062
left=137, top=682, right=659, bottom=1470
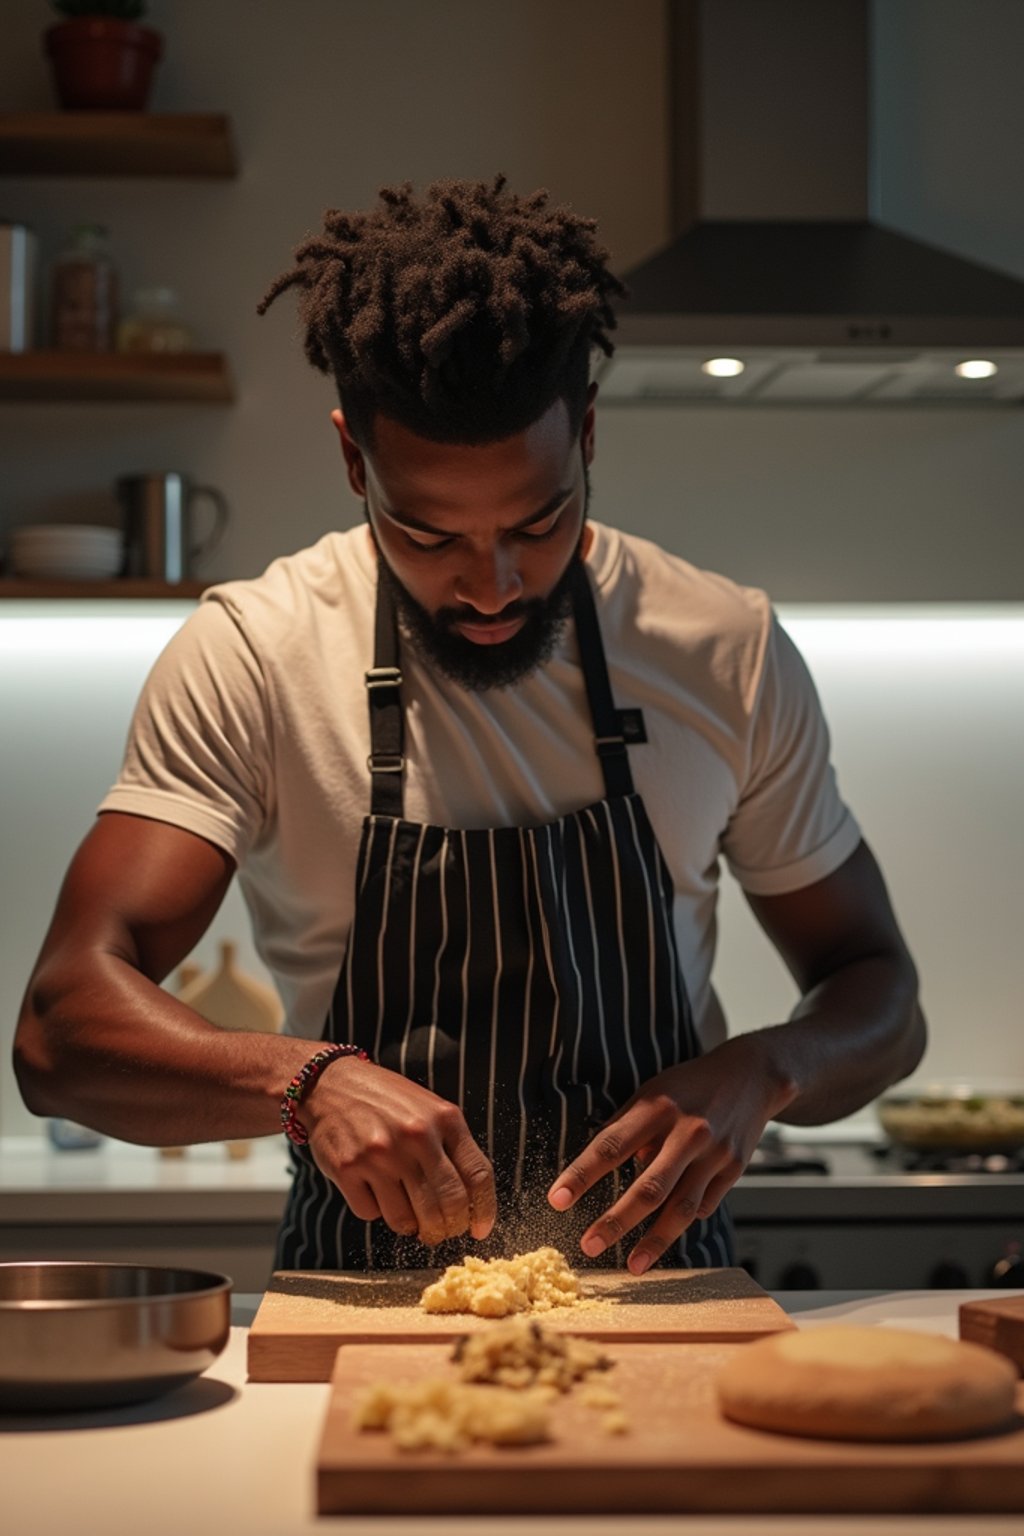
left=546, top=1037, right=795, bottom=1274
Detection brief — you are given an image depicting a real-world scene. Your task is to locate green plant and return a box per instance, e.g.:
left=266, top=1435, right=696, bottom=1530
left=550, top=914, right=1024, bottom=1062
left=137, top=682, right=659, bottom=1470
left=51, top=0, right=148, bottom=19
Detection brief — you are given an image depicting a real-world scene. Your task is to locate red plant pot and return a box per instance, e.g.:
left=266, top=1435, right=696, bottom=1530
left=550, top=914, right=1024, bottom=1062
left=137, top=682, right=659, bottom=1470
left=45, top=19, right=163, bottom=112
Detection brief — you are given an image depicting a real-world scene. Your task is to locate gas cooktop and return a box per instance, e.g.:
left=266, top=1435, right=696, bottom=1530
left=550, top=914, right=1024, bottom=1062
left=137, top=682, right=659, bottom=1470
left=871, top=1143, right=1024, bottom=1175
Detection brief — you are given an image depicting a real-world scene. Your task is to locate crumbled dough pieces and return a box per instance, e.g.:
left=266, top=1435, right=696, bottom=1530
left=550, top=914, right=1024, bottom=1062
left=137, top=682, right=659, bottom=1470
left=419, top=1245, right=584, bottom=1317
left=452, top=1315, right=612, bottom=1392
left=352, top=1378, right=551, bottom=1453
left=354, top=1315, right=629, bottom=1452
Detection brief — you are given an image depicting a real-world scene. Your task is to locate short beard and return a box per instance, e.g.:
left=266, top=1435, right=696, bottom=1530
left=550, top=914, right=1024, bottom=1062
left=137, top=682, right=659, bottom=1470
left=368, top=517, right=587, bottom=693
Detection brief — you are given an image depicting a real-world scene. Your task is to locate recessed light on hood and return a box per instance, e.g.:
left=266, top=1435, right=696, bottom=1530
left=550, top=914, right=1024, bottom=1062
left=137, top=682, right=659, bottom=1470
left=955, top=360, right=998, bottom=380
left=701, top=357, right=745, bottom=377
left=598, top=0, right=1024, bottom=406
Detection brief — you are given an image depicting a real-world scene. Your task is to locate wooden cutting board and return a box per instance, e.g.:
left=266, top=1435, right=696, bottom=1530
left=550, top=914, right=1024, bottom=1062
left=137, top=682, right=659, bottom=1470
left=961, top=1296, right=1024, bottom=1373
left=316, top=1340, right=1024, bottom=1515
left=247, top=1266, right=792, bottom=1381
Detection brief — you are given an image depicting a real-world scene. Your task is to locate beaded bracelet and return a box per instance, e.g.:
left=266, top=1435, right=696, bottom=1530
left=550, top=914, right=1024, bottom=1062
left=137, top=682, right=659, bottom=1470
left=280, top=1043, right=369, bottom=1147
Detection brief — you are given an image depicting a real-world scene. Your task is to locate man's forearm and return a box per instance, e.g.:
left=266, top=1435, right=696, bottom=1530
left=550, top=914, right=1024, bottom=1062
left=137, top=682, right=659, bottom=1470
left=739, top=951, right=926, bottom=1126
left=15, top=950, right=322, bottom=1145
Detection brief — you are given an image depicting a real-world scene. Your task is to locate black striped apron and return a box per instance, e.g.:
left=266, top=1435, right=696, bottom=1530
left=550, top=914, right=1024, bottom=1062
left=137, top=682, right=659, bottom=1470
left=275, top=561, right=734, bottom=1271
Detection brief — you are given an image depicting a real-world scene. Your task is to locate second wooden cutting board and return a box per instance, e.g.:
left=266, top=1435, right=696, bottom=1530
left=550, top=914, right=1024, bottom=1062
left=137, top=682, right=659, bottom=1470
left=316, top=1342, right=1024, bottom=1515
left=247, top=1266, right=793, bottom=1381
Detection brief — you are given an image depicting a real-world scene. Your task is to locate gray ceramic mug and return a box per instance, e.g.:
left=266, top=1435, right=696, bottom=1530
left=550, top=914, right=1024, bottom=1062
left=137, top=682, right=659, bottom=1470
left=117, top=472, right=229, bottom=583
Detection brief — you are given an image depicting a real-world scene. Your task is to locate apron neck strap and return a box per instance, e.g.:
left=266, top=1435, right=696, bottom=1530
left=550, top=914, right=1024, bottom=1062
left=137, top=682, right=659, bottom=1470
left=568, top=560, right=635, bottom=799
left=367, top=557, right=635, bottom=816
left=366, top=575, right=405, bottom=818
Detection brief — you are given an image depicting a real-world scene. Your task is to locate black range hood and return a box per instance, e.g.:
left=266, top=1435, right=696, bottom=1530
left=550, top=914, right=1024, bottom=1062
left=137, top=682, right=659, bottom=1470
left=598, top=0, right=1024, bottom=405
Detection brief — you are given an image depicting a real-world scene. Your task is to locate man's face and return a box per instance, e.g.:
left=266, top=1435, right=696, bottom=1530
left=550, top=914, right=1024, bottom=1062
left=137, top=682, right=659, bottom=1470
left=333, top=392, right=596, bottom=691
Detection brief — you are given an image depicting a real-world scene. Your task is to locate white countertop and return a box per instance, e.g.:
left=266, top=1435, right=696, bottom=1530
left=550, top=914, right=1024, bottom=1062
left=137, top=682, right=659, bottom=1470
left=0, top=1135, right=291, bottom=1222
left=0, top=1122, right=883, bottom=1209
left=2, top=1288, right=1023, bottom=1536
left=6, top=1131, right=1021, bottom=1228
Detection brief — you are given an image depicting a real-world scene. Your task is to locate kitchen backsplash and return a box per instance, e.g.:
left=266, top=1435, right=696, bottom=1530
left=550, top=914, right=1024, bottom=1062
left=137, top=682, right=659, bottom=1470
left=2, top=599, right=1021, bottom=1141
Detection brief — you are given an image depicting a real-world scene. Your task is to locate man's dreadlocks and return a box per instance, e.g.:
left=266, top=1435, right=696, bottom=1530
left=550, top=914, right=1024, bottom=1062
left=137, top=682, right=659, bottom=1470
left=257, top=175, right=626, bottom=448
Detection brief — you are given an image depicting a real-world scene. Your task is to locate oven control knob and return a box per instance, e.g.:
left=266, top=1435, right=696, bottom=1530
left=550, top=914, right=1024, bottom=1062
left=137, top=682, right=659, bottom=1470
left=778, top=1261, right=820, bottom=1289
left=929, top=1261, right=971, bottom=1288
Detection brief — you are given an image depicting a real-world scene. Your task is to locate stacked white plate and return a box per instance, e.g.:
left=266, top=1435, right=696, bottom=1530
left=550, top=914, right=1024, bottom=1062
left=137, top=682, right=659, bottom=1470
left=8, top=524, right=124, bottom=580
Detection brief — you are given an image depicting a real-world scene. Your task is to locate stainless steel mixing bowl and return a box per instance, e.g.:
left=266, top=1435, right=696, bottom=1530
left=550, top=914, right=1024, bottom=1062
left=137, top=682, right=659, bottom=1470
left=0, top=1261, right=232, bottom=1412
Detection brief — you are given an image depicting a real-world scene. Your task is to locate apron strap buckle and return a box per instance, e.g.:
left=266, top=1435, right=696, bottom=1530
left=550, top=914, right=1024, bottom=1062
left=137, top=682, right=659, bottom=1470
left=594, top=733, right=627, bottom=757
left=367, top=752, right=405, bottom=774
left=365, top=665, right=403, bottom=691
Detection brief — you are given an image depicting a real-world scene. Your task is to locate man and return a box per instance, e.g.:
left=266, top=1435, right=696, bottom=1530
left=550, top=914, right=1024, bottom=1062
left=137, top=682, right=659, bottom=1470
left=14, top=177, right=925, bottom=1276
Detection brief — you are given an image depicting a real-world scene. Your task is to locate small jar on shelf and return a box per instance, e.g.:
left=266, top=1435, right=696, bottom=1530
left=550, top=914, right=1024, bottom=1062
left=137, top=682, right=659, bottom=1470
left=117, top=286, right=194, bottom=354
left=49, top=222, right=120, bottom=351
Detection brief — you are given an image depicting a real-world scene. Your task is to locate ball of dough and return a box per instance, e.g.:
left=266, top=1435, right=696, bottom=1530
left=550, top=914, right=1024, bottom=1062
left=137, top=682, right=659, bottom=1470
left=716, top=1324, right=1018, bottom=1442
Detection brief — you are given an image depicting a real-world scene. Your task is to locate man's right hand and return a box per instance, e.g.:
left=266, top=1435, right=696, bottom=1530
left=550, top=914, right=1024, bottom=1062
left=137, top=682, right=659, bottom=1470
left=299, top=1056, right=496, bottom=1246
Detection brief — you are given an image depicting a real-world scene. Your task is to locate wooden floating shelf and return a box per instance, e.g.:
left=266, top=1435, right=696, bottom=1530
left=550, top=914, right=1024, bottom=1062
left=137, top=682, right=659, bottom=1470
left=0, top=580, right=208, bottom=600
left=0, top=112, right=238, bottom=178
left=0, top=351, right=234, bottom=403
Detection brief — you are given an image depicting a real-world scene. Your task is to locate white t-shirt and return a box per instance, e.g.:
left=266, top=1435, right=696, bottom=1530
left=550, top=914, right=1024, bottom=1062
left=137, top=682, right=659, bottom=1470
left=99, top=520, right=860, bottom=1050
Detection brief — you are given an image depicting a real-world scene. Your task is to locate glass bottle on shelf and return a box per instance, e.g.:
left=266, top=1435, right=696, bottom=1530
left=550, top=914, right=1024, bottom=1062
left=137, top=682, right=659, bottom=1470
left=49, top=223, right=120, bottom=352
left=117, top=286, right=194, bottom=354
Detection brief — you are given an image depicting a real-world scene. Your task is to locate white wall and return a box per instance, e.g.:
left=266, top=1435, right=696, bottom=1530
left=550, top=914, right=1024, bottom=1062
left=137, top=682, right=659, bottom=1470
left=714, top=607, right=1024, bottom=1100
left=590, top=403, right=1024, bottom=602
